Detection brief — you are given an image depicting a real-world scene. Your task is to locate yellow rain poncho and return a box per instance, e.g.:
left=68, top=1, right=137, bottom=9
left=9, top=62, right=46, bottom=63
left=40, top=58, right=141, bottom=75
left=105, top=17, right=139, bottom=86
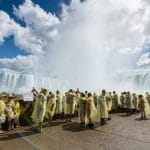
left=125, top=94, right=132, bottom=109
left=0, top=100, right=6, bottom=124
left=120, top=94, right=125, bottom=108
left=14, top=101, right=22, bottom=117
left=46, top=96, right=56, bottom=118
left=78, top=97, right=87, bottom=123
left=64, top=92, right=75, bottom=115
left=55, top=94, right=63, bottom=114
left=106, top=93, right=112, bottom=111
left=86, top=96, right=98, bottom=122
left=31, top=93, right=47, bottom=123
left=97, top=95, right=108, bottom=119
left=0, top=100, right=5, bottom=114
left=111, top=93, right=118, bottom=110
left=144, top=95, right=150, bottom=115
left=131, top=95, right=138, bottom=110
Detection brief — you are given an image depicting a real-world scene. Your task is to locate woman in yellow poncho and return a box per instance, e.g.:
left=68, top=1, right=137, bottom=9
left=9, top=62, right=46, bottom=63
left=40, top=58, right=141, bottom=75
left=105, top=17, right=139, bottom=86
left=97, top=90, right=108, bottom=126
left=86, top=93, right=98, bottom=128
left=78, top=93, right=87, bottom=125
left=31, top=88, right=48, bottom=132
left=14, top=100, right=22, bottom=128
left=46, top=93, right=56, bottom=124
left=106, top=92, right=112, bottom=120
left=0, top=98, right=6, bottom=134
left=5, top=95, right=17, bottom=131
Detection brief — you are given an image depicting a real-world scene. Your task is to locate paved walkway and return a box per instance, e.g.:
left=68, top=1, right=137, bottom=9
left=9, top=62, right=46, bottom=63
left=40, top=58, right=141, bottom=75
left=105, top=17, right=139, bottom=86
left=0, top=113, right=150, bottom=150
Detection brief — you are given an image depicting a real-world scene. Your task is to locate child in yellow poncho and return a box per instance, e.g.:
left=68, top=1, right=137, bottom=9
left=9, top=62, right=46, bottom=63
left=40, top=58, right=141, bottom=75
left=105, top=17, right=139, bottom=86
left=14, top=100, right=22, bottom=128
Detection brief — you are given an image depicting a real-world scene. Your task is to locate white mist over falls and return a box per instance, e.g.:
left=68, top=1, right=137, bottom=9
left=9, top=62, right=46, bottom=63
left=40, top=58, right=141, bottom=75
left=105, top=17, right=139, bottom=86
left=0, top=0, right=150, bottom=93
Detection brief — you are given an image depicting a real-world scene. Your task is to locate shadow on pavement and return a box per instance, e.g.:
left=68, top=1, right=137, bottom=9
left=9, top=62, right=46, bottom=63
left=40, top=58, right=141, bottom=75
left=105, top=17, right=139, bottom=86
left=62, top=122, right=99, bottom=132
left=134, top=117, right=150, bottom=121
left=0, top=129, right=39, bottom=141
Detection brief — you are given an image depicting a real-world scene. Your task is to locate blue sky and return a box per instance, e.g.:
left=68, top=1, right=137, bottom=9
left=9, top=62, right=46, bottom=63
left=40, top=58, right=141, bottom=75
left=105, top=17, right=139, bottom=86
left=0, top=0, right=70, bottom=58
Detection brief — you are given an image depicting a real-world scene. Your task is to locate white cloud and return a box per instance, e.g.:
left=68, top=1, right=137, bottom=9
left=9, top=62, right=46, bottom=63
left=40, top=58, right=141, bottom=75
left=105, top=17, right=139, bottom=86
left=137, top=52, right=150, bottom=68
left=0, top=11, right=17, bottom=43
left=0, top=55, right=38, bottom=72
left=13, top=0, right=60, bottom=44
left=14, top=26, right=45, bottom=54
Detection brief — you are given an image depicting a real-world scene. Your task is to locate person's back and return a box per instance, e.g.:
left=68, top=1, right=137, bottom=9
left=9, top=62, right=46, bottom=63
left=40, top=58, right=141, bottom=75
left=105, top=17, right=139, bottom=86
left=112, top=91, right=118, bottom=111
left=78, top=93, right=86, bottom=124
left=66, top=93, right=74, bottom=104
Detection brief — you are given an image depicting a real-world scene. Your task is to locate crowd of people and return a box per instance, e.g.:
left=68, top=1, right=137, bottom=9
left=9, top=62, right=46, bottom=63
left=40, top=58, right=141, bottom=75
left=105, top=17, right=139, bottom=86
left=0, top=88, right=150, bottom=134
left=0, top=93, right=21, bottom=134
left=31, top=88, right=150, bottom=133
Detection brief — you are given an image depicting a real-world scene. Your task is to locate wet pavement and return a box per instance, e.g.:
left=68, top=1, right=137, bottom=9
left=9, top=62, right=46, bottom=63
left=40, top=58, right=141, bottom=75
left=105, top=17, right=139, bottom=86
left=0, top=113, right=150, bottom=150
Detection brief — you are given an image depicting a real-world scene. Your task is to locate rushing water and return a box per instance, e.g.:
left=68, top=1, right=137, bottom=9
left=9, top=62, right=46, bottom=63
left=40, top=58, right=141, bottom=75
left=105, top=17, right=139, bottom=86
left=112, top=70, right=150, bottom=93
left=0, top=69, right=69, bottom=94
left=0, top=68, right=150, bottom=95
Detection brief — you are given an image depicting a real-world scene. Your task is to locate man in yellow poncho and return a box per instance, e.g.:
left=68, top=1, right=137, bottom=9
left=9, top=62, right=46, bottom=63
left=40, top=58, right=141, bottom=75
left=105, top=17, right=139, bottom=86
left=31, top=88, right=48, bottom=132
left=74, top=91, right=80, bottom=117
left=111, top=91, right=118, bottom=113
left=131, top=93, right=138, bottom=114
left=143, top=92, right=150, bottom=118
left=138, top=94, right=150, bottom=119
left=78, top=93, right=87, bottom=125
left=93, top=93, right=98, bottom=108
left=55, top=90, right=63, bottom=119
left=125, top=92, right=132, bottom=116
left=65, top=89, right=75, bottom=122
left=106, top=92, right=112, bottom=120
left=97, top=90, right=108, bottom=126
left=120, top=92, right=125, bottom=112
left=0, top=97, right=6, bottom=134
left=46, top=93, right=56, bottom=125
left=145, top=92, right=150, bottom=107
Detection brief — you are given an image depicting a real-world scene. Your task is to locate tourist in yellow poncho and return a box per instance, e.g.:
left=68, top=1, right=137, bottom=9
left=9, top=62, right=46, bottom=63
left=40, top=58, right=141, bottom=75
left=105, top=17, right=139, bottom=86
left=46, top=93, right=56, bottom=124
left=31, top=88, right=48, bottom=132
left=74, top=91, right=80, bottom=117
left=93, top=93, right=98, bottom=108
left=64, top=89, right=75, bottom=122
left=106, top=92, right=112, bottom=120
left=55, top=90, right=63, bottom=118
left=0, top=98, right=6, bottom=134
left=138, top=94, right=150, bottom=119
left=143, top=93, right=150, bottom=117
left=14, top=100, right=22, bottom=128
left=131, top=93, right=138, bottom=113
left=86, top=93, right=97, bottom=128
left=5, top=95, right=17, bottom=131
left=97, top=90, right=108, bottom=126
left=120, top=92, right=125, bottom=112
left=125, top=92, right=132, bottom=116
left=78, top=93, right=87, bottom=125
left=111, top=91, right=118, bottom=113
left=145, top=92, right=150, bottom=107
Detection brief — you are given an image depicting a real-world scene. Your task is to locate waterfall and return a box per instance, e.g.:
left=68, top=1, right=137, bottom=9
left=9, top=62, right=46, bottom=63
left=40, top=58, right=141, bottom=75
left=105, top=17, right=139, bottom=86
left=0, top=69, right=70, bottom=94
left=0, top=68, right=150, bottom=95
left=112, top=69, right=150, bottom=93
